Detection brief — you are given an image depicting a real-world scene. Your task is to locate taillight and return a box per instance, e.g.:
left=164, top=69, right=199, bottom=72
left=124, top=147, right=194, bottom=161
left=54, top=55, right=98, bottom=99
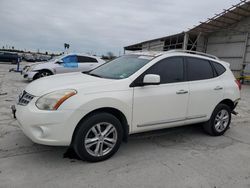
left=235, top=80, right=241, bottom=90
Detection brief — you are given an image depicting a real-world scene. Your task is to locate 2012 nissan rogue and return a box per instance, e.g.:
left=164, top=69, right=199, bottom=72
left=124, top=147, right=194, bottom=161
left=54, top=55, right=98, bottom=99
left=13, top=50, right=241, bottom=162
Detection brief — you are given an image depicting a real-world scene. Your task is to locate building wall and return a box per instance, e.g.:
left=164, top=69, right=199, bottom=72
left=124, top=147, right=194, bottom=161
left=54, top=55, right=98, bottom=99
left=196, top=35, right=206, bottom=52
left=141, top=40, right=164, bottom=51
left=203, top=16, right=250, bottom=77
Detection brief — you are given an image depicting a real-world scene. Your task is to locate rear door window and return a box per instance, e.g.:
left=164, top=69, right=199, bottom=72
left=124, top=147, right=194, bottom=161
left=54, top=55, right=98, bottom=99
left=77, top=56, right=98, bottom=63
left=186, top=57, right=214, bottom=81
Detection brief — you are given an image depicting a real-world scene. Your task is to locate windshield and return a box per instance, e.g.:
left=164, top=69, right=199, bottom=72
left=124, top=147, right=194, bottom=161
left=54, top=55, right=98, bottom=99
left=88, top=55, right=153, bottom=79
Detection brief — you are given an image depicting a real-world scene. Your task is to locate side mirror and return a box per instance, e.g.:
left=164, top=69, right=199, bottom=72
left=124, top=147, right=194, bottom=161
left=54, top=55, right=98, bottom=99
left=143, top=74, right=160, bottom=85
left=56, top=59, right=63, bottom=64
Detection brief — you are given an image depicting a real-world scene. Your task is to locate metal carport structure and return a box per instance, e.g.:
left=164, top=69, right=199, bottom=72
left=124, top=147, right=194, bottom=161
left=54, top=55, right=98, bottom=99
left=124, top=0, right=250, bottom=77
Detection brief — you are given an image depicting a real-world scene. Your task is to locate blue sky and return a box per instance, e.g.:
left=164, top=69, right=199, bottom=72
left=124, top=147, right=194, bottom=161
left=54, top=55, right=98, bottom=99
left=0, top=0, right=241, bottom=55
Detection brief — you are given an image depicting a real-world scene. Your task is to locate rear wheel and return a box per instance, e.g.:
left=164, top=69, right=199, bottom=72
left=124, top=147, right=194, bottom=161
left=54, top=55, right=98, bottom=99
left=73, top=113, right=123, bottom=162
left=203, top=104, right=231, bottom=136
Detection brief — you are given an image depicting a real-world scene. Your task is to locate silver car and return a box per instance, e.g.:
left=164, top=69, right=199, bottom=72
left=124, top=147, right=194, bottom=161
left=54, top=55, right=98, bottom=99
left=22, top=53, right=105, bottom=81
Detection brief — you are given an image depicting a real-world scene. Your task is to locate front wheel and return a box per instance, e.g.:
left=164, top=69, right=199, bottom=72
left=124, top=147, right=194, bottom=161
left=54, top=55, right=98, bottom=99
left=73, top=113, right=123, bottom=162
left=203, top=104, right=231, bottom=136
left=34, top=70, right=52, bottom=79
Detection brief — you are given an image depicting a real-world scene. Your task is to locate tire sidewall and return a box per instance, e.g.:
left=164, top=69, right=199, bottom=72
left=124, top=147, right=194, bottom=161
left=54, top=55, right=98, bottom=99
left=73, top=113, right=123, bottom=162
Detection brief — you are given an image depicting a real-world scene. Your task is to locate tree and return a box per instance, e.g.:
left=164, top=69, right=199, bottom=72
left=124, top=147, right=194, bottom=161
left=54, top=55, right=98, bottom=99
left=64, top=43, right=70, bottom=50
left=106, top=52, right=115, bottom=60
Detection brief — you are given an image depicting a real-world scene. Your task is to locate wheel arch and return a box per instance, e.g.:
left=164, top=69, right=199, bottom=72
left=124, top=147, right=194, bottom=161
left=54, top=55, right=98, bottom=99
left=71, top=107, right=129, bottom=145
left=39, top=69, right=54, bottom=75
left=218, top=99, right=235, bottom=111
left=33, top=69, right=54, bottom=80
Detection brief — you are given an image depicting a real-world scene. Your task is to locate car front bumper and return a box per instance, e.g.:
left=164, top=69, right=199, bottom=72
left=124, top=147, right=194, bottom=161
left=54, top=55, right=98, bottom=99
left=14, top=100, right=84, bottom=146
left=22, top=71, right=38, bottom=81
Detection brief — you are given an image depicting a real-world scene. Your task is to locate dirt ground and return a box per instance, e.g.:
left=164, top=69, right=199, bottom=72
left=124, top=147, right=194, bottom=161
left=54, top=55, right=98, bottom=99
left=0, top=63, right=250, bottom=188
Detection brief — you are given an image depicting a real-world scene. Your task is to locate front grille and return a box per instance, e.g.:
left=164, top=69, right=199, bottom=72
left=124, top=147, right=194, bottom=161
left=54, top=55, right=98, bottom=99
left=18, top=90, right=34, bottom=106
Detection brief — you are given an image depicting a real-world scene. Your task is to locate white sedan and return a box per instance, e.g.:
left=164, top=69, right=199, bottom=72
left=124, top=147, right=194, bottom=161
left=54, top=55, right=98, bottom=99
left=22, top=53, right=105, bottom=81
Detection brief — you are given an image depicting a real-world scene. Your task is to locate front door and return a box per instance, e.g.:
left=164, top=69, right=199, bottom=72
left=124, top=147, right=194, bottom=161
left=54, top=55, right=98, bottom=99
left=132, top=56, right=189, bottom=133
left=55, top=55, right=78, bottom=74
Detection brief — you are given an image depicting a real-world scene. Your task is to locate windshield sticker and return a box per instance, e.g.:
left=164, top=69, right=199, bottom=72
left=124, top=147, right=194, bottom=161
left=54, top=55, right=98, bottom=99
left=119, top=74, right=127, bottom=78
left=138, top=56, right=154, bottom=60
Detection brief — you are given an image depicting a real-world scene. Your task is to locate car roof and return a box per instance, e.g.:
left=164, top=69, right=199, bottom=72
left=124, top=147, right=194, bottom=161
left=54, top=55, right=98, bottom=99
left=126, top=51, right=166, bottom=57
left=63, top=53, right=101, bottom=59
left=128, top=50, right=219, bottom=61
left=127, top=50, right=230, bottom=68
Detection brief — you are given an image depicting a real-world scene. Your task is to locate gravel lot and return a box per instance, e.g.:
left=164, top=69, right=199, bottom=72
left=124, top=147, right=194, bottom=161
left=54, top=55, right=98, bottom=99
left=0, top=63, right=250, bottom=188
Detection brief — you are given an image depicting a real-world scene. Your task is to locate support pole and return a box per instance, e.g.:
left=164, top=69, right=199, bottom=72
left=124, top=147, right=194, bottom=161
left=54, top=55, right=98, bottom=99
left=183, top=33, right=189, bottom=50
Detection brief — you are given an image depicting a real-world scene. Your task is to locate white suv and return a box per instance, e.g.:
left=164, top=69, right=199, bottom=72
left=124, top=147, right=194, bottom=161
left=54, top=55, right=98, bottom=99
left=13, top=50, right=241, bottom=162
left=22, top=53, right=105, bottom=81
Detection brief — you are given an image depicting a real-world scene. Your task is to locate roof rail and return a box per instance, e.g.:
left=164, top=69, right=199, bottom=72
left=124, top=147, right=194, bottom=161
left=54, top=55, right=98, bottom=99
left=167, top=49, right=219, bottom=60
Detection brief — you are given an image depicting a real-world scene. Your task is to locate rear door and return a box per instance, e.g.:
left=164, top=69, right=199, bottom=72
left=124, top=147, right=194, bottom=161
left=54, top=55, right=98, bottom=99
left=77, top=56, right=99, bottom=72
left=185, top=57, right=224, bottom=124
left=132, top=56, right=189, bottom=133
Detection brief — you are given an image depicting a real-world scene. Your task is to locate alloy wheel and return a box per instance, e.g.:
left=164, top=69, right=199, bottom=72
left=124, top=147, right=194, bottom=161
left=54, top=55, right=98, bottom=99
left=214, top=109, right=229, bottom=132
left=40, top=72, right=50, bottom=77
left=84, top=122, right=117, bottom=157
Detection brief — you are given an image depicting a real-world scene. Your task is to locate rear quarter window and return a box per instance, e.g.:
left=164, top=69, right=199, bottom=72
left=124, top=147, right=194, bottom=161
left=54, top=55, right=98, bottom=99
left=212, top=61, right=226, bottom=76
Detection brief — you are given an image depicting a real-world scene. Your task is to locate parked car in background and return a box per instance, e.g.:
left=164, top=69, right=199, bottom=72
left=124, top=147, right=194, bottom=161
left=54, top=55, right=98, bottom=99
left=23, top=53, right=36, bottom=62
left=35, top=54, right=52, bottom=62
left=0, top=51, right=19, bottom=64
left=22, top=53, right=105, bottom=80
left=13, top=50, right=240, bottom=162
left=22, top=53, right=52, bottom=62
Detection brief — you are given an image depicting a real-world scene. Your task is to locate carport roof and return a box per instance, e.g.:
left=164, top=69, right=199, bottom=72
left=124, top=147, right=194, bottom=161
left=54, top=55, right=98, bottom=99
left=124, top=32, right=185, bottom=51
left=189, top=0, right=250, bottom=34
left=124, top=0, right=250, bottom=50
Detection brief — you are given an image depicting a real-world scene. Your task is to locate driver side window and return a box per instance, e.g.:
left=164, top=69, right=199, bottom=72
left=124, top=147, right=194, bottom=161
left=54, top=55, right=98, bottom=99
left=144, top=57, right=184, bottom=84
left=131, top=56, right=184, bottom=86
left=62, top=55, right=78, bottom=68
left=62, top=55, right=77, bottom=63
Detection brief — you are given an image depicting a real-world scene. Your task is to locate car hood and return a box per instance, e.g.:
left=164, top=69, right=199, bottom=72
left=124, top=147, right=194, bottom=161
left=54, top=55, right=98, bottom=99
left=24, top=72, right=120, bottom=96
left=31, top=61, right=55, bottom=70
left=25, top=60, right=52, bottom=67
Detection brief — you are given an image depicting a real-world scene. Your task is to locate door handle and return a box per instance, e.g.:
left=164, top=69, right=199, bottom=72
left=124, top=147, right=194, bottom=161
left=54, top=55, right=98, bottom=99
left=214, top=86, right=223, bottom=90
left=176, top=90, right=188, bottom=94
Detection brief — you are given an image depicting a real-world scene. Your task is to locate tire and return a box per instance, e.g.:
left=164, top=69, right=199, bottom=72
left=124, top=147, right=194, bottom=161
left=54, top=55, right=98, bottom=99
left=36, top=70, right=52, bottom=79
left=203, top=104, right=231, bottom=136
left=73, top=113, right=123, bottom=162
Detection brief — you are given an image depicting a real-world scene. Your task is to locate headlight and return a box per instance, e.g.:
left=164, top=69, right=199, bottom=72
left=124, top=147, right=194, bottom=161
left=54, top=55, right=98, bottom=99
left=35, top=89, right=77, bottom=110
left=28, top=65, right=36, bottom=72
left=24, top=65, right=33, bottom=72
left=27, top=66, right=32, bottom=72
